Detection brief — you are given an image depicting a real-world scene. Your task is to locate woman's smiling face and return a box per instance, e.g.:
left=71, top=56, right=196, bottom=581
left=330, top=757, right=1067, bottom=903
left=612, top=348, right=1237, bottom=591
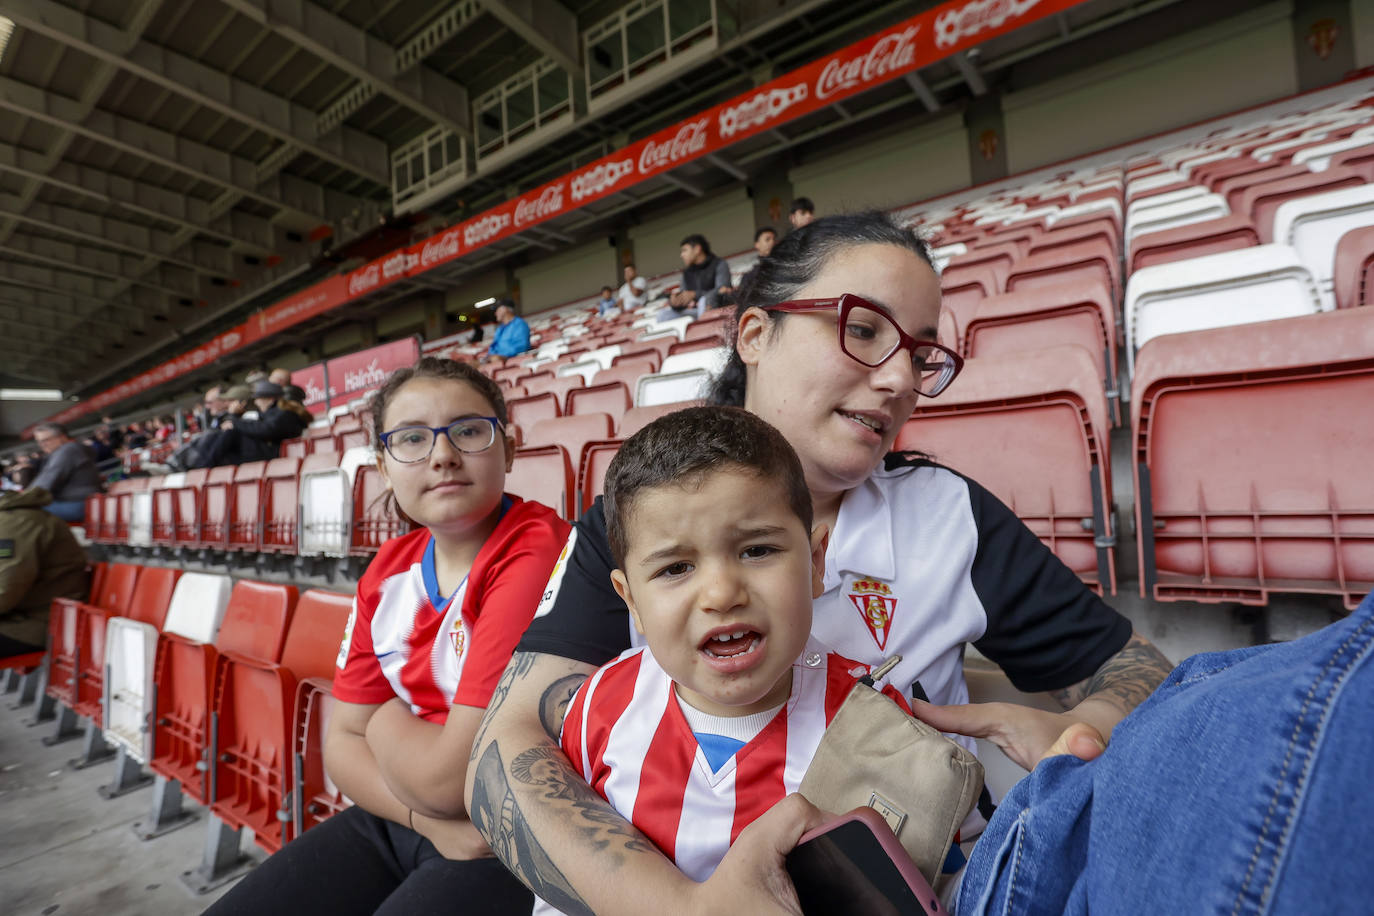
left=738, top=243, right=942, bottom=500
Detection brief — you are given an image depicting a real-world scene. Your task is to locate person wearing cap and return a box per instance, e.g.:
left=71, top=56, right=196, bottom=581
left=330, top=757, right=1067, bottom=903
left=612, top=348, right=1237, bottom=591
left=208, top=380, right=307, bottom=465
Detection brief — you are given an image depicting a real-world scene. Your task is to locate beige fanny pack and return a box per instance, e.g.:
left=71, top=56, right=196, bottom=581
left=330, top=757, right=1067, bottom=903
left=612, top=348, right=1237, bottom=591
left=797, top=656, right=984, bottom=885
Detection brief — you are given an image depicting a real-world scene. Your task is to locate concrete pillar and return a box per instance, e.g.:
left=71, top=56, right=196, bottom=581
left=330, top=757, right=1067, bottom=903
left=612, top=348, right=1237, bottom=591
left=1291, top=0, right=1357, bottom=90
left=749, top=162, right=793, bottom=239
left=422, top=293, right=447, bottom=341
left=610, top=226, right=635, bottom=275
left=359, top=319, right=378, bottom=348
left=964, top=94, right=1009, bottom=188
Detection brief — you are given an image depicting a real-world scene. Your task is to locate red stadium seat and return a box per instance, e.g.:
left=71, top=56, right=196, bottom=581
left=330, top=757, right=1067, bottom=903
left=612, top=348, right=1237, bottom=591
left=74, top=566, right=182, bottom=725
left=667, top=337, right=722, bottom=357
left=566, top=382, right=632, bottom=428
left=112, top=479, right=149, bottom=545
left=593, top=361, right=655, bottom=392
left=619, top=401, right=698, bottom=438
left=683, top=315, right=729, bottom=344
left=507, top=445, right=575, bottom=519
left=612, top=345, right=665, bottom=370
left=197, top=466, right=237, bottom=550
left=526, top=414, right=615, bottom=479
left=1333, top=225, right=1374, bottom=310
left=528, top=375, right=585, bottom=408
left=577, top=440, right=623, bottom=517
left=169, top=468, right=209, bottom=547
left=226, top=461, right=268, bottom=552
left=335, top=428, right=369, bottom=452
left=897, top=345, right=1115, bottom=595
left=349, top=465, right=409, bottom=555
left=508, top=392, right=561, bottom=429
left=1238, top=166, right=1365, bottom=242
left=260, top=457, right=303, bottom=554
left=212, top=589, right=350, bottom=853
left=1132, top=309, right=1374, bottom=610
left=1128, top=214, right=1260, bottom=273
left=292, top=678, right=349, bottom=837
left=1006, top=236, right=1120, bottom=301
left=149, top=581, right=299, bottom=805
left=280, top=438, right=308, bottom=459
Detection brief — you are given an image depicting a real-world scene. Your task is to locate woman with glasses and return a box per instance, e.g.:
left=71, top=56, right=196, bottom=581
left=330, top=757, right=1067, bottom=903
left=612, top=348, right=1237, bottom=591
left=469, top=212, right=1174, bottom=915
left=207, top=358, right=567, bottom=915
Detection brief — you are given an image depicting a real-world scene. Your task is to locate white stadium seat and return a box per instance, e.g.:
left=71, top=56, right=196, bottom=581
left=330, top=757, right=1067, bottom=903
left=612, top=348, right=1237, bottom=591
left=300, top=446, right=373, bottom=557
left=1271, top=184, right=1374, bottom=310
left=1126, top=192, right=1230, bottom=242
left=636, top=369, right=712, bottom=407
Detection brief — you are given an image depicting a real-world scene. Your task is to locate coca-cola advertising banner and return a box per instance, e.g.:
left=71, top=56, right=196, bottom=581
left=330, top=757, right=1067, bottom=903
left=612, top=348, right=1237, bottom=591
left=326, top=337, right=421, bottom=403
left=35, top=0, right=1086, bottom=432
left=292, top=363, right=329, bottom=415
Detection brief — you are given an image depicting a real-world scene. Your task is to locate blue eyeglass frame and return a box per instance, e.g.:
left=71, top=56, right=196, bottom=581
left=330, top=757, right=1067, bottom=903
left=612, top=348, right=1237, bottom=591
left=378, top=416, right=505, bottom=463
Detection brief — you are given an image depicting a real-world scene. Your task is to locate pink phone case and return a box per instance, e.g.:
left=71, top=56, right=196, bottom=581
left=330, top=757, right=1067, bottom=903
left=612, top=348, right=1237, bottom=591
left=793, top=807, right=950, bottom=916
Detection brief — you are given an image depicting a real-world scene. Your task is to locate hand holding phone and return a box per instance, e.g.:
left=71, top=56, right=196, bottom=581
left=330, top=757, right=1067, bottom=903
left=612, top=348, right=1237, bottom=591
left=784, top=807, right=949, bottom=916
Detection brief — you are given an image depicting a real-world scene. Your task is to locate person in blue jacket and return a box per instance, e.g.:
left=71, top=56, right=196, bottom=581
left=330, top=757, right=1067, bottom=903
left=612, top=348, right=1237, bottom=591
left=484, top=300, right=531, bottom=364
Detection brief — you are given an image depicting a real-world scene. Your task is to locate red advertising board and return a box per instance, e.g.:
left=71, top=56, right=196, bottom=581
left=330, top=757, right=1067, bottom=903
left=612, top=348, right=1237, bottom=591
left=291, top=363, right=330, bottom=415
left=35, top=0, right=1088, bottom=433
left=325, top=337, right=421, bottom=404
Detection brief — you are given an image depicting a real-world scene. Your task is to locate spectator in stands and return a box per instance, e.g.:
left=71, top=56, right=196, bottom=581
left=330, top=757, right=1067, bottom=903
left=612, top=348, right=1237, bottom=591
left=268, top=367, right=292, bottom=387
left=754, top=226, right=777, bottom=258
left=28, top=422, right=102, bottom=523
left=221, top=384, right=252, bottom=417
left=789, top=197, right=815, bottom=229
left=0, top=486, right=88, bottom=662
left=85, top=428, right=114, bottom=465
left=244, top=369, right=268, bottom=386
left=661, top=234, right=731, bottom=322
left=196, top=387, right=225, bottom=433
left=596, top=285, right=618, bottom=317
left=123, top=422, right=149, bottom=449
left=205, top=357, right=569, bottom=916
left=153, top=415, right=175, bottom=442
left=100, top=416, right=124, bottom=450
left=207, top=381, right=306, bottom=465
left=956, top=589, right=1374, bottom=913
left=469, top=211, right=1173, bottom=914
left=483, top=300, right=531, bottom=364
left=617, top=264, right=648, bottom=314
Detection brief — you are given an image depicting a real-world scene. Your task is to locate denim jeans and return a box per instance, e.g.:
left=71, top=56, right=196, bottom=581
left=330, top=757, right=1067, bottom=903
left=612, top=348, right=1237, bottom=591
left=45, top=500, right=87, bottom=523
left=957, top=590, right=1374, bottom=915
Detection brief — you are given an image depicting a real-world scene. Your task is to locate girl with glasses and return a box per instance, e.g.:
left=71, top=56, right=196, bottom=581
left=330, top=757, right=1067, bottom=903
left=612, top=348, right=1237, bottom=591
left=208, top=358, right=568, bottom=915
left=471, top=212, right=1173, bottom=915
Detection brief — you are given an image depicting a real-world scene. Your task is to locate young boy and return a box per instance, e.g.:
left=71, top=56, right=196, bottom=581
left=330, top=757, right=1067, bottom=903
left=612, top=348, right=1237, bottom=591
left=537, top=406, right=907, bottom=911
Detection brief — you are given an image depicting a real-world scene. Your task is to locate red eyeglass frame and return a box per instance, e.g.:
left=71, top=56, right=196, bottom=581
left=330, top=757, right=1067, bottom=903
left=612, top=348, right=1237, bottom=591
left=762, top=294, right=963, bottom=397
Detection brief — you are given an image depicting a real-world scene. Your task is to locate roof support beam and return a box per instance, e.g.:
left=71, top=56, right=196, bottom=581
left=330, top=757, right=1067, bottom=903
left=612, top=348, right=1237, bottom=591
left=395, top=1, right=483, bottom=72
left=481, top=0, right=580, bottom=75
left=0, top=259, right=140, bottom=310
left=3, top=0, right=390, bottom=186
left=953, top=51, right=987, bottom=97
left=903, top=72, right=940, bottom=112
left=705, top=153, right=747, bottom=181
left=0, top=294, right=131, bottom=332
left=220, top=0, right=472, bottom=138
left=660, top=172, right=705, bottom=197
left=0, top=237, right=199, bottom=299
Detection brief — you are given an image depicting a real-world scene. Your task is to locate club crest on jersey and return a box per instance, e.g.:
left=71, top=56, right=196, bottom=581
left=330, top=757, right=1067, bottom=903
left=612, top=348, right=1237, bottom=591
left=848, top=579, right=897, bottom=650
left=449, top=623, right=466, bottom=658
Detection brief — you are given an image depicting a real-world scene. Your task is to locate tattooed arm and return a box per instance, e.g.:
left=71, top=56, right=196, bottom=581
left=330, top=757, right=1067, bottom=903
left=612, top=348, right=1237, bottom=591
left=466, top=651, right=823, bottom=916
left=913, top=631, right=1174, bottom=771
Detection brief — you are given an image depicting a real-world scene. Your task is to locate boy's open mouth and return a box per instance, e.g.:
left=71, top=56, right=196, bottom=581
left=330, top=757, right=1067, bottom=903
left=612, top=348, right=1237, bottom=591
left=698, top=628, right=764, bottom=665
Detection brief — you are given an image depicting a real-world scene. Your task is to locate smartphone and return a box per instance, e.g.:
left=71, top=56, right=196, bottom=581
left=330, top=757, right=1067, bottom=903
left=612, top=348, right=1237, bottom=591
left=784, top=807, right=948, bottom=916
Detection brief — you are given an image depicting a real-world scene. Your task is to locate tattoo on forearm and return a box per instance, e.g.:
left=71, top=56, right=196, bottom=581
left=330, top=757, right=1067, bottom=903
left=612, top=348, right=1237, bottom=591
left=539, top=675, right=588, bottom=740
left=510, top=746, right=653, bottom=855
left=471, top=741, right=594, bottom=916
left=472, top=652, right=541, bottom=756
left=1051, top=634, right=1173, bottom=712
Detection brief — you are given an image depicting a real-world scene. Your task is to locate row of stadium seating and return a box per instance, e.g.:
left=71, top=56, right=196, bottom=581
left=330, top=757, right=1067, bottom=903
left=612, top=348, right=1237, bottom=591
left=42, top=562, right=353, bottom=885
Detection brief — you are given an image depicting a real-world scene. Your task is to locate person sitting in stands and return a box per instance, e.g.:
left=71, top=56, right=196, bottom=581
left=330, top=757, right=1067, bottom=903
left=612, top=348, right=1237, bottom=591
left=208, top=381, right=306, bottom=465
left=617, top=264, right=648, bottom=312
left=660, top=234, right=731, bottom=323
left=0, top=486, right=88, bottom=662
left=483, top=300, right=531, bottom=365
left=28, top=422, right=102, bottom=523
left=596, top=285, right=618, bottom=317
left=789, top=197, right=816, bottom=230
left=754, top=226, right=777, bottom=258
left=269, top=367, right=292, bottom=387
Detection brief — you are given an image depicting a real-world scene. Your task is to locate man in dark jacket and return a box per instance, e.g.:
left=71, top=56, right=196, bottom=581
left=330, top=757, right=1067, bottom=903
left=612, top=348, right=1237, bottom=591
left=660, top=234, right=731, bottom=322
left=29, top=423, right=103, bottom=522
left=208, top=381, right=306, bottom=465
left=0, top=487, right=88, bottom=659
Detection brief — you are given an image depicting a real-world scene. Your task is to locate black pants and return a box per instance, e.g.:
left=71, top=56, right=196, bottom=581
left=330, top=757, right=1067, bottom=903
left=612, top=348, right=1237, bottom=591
left=204, top=806, right=532, bottom=915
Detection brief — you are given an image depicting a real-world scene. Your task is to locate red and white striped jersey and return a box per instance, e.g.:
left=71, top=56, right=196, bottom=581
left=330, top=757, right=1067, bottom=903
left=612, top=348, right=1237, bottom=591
left=332, top=496, right=569, bottom=722
left=557, top=641, right=906, bottom=884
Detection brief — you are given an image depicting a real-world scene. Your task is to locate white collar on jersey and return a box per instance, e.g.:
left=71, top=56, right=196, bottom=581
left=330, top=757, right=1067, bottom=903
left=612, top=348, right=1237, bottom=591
left=821, top=473, right=897, bottom=593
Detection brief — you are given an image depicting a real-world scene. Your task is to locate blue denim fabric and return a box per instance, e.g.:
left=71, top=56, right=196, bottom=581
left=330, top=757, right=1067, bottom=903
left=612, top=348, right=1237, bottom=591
left=44, top=500, right=87, bottom=523
left=957, top=590, right=1374, bottom=916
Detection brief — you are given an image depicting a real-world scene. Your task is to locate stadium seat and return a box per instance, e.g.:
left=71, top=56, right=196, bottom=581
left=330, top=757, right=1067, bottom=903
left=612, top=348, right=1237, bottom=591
left=148, top=581, right=298, bottom=806
left=525, top=415, right=615, bottom=495
left=212, top=589, right=351, bottom=853
left=45, top=562, right=131, bottom=717
left=1124, top=244, right=1323, bottom=375
left=226, top=461, right=268, bottom=552
left=683, top=316, right=729, bottom=344
left=592, top=360, right=655, bottom=392
left=566, top=382, right=633, bottom=428
left=292, top=678, right=349, bottom=838
left=1132, top=308, right=1374, bottom=610
left=1271, top=184, right=1374, bottom=310
left=508, top=391, right=562, bottom=429
left=1333, top=225, right=1374, bottom=309
left=1294, top=135, right=1374, bottom=171
left=335, top=428, right=369, bottom=452
left=105, top=572, right=231, bottom=766
left=280, top=438, right=307, bottom=459
left=896, top=345, right=1116, bottom=594
left=577, top=440, right=623, bottom=517
left=619, top=401, right=699, bottom=438
left=300, top=447, right=367, bottom=557
left=1005, top=238, right=1120, bottom=301
left=260, top=457, right=303, bottom=553
left=1237, top=166, right=1365, bottom=241
left=1128, top=214, right=1260, bottom=273
left=507, top=445, right=575, bottom=519
left=128, top=486, right=155, bottom=549
left=151, top=473, right=187, bottom=547
left=169, top=468, right=209, bottom=547
left=349, top=465, right=409, bottom=555
left=636, top=368, right=712, bottom=406
left=197, top=465, right=237, bottom=550
left=614, top=340, right=671, bottom=367
left=1126, top=192, right=1229, bottom=242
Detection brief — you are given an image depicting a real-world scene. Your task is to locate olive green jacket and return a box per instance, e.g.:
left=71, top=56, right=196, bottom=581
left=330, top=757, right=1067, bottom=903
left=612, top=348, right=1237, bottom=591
left=0, top=487, right=89, bottom=645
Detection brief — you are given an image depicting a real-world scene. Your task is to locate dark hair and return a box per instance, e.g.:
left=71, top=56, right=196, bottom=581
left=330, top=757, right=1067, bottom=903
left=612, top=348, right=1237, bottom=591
left=601, top=285, right=614, bottom=295
left=708, top=210, right=934, bottom=407
left=33, top=422, right=68, bottom=438
left=754, top=226, right=777, bottom=242
left=603, top=406, right=812, bottom=568
left=497, top=298, right=519, bottom=315
left=369, top=357, right=509, bottom=450
left=679, top=234, right=712, bottom=255
left=790, top=197, right=815, bottom=215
